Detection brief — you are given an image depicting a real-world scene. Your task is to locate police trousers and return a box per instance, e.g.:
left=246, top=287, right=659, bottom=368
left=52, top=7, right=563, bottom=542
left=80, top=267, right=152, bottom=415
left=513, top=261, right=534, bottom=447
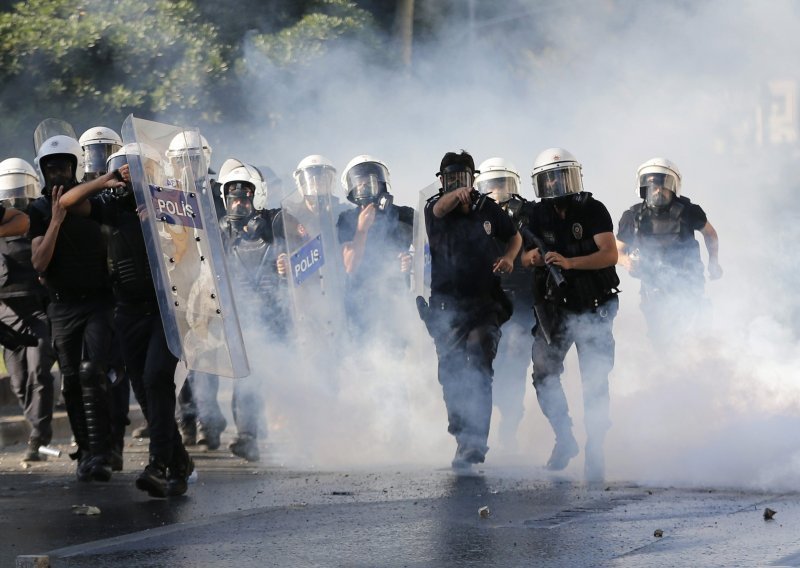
left=0, top=297, right=56, bottom=444
left=114, top=306, right=183, bottom=465
left=531, top=296, right=618, bottom=440
left=429, top=296, right=503, bottom=453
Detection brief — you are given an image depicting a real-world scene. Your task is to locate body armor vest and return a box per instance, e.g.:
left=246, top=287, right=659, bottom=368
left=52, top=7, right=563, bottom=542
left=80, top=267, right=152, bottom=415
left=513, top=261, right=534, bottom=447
left=0, top=235, right=44, bottom=298
left=107, top=211, right=155, bottom=304
left=631, top=201, right=703, bottom=278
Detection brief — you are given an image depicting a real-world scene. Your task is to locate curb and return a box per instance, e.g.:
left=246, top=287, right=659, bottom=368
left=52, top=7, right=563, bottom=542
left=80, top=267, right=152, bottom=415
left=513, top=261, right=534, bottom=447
left=0, top=407, right=145, bottom=448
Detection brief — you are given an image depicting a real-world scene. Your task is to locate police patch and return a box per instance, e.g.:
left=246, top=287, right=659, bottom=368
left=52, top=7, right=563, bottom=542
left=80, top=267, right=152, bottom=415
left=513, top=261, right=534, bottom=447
left=572, top=223, right=583, bottom=240
left=483, top=221, right=492, bottom=235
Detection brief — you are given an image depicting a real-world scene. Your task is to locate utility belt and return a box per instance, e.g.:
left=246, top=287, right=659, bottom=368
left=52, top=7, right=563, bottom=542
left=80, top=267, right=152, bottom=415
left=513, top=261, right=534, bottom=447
left=546, top=266, right=620, bottom=313
left=114, top=299, right=159, bottom=316
left=49, top=288, right=111, bottom=304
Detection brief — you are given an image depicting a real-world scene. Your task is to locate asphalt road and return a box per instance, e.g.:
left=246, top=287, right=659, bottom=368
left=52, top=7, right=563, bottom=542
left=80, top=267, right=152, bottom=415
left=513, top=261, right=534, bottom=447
left=3, top=436, right=800, bottom=568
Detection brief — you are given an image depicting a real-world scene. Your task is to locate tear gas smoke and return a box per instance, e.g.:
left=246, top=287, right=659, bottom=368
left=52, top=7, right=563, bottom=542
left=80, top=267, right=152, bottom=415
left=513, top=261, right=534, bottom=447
left=197, top=0, right=800, bottom=487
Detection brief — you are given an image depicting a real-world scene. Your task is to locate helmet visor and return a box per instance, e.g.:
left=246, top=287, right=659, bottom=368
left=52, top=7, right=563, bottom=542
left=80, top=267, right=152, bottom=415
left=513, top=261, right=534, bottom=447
left=440, top=164, right=473, bottom=193
left=638, top=172, right=678, bottom=206
left=225, top=184, right=255, bottom=219
left=295, top=165, right=335, bottom=197
left=475, top=172, right=519, bottom=203
left=0, top=172, right=38, bottom=200
left=84, top=143, right=121, bottom=180
left=345, top=162, right=389, bottom=205
left=532, top=166, right=583, bottom=199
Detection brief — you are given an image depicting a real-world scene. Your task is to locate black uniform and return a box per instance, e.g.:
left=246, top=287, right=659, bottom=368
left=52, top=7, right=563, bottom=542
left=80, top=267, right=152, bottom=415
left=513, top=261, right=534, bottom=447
left=423, top=191, right=517, bottom=463
left=490, top=196, right=535, bottom=449
left=617, top=196, right=707, bottom=343
left=336, top=202, right=414, bottom=337
left=96, top=193, right=191, bottom=488
left=0, top=204, right=56, bottom=451
left=525, top=193, right=619, bottom=477
left=28, top=195, right=114, bottom=480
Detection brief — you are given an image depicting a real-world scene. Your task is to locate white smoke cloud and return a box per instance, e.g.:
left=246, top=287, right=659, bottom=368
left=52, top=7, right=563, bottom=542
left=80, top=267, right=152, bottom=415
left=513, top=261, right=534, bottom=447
left=205, top=0, right=800, bottom=488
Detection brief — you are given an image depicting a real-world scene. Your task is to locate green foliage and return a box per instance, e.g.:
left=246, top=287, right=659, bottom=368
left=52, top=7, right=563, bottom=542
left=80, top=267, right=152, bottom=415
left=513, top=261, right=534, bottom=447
left=0, top=0, right=228, bottom=144
left=249, top=0, right=378, bottom=67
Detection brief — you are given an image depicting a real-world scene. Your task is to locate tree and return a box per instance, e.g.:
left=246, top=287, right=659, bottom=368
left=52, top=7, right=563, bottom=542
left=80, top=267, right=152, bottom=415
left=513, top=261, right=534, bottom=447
left=0, top=0, right=228, bottom=157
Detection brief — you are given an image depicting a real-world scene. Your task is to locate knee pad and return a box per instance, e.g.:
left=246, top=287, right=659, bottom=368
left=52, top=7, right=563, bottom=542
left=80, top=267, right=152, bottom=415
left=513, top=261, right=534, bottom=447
left=79, top=361, right=106, bottom=386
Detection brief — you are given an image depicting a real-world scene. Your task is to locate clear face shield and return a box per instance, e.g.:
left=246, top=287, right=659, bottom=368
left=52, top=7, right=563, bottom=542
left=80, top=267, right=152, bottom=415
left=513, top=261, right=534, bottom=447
left=475, top=172, right=519, bottom=203
left=0, top=173, right=38, bottom=202
left=532, top=166, right=583, bottom=199
left=639, top=173, right=677, bottom=209
left=107, top=154, right=133, bottom=198
left=169, top=151, right=205, bottom=183
left=440, top=165, right=474, bottom=193
left=83, top=142, right=121, bottom=180
left=345, top=162, right=390, bottom=207
left=1, top=197, right=31, bottom=210
left=294, top=165, right=336, bottom=197
left=224, top=182, right=255, bottom=221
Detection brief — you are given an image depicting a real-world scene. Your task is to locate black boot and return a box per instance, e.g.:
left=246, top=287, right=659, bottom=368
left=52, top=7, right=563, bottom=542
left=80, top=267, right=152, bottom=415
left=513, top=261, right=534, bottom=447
left=80, top=362, right=113, bottom=482
left=63, top=376, right=92, bottom=482
left=167, top=445, right=195, bottom=497
left=136, top=457, right=169, bottom=498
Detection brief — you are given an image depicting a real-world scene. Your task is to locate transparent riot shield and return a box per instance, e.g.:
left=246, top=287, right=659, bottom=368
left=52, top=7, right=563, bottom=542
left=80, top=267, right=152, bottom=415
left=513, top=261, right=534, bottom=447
left=121, top=115, right=249, bottom=378
left=33, top=118, right=78, bottom=153
left=281, top=186, right=346, bottom=346
left=411, top=183, right=440, bottom=298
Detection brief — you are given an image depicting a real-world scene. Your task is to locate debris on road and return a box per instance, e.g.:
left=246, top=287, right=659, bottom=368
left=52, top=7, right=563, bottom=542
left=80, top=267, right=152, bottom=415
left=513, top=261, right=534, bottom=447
left=764, top=508, right=777, bottom=521
left=653, top=529, right=664, bottom=537
left=71, top=505, right=101, bottom=516
left=479, top=506, right=490, bottom=519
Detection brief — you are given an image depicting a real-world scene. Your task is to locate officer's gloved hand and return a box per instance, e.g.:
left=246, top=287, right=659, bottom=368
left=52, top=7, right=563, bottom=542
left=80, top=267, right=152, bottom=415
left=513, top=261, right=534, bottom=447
left=276, top=253, right=288, bottom=277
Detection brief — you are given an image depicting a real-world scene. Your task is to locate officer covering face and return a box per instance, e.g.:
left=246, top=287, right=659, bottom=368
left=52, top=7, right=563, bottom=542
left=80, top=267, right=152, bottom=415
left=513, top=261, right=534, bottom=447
left=419, top=150, right=522, bottom=473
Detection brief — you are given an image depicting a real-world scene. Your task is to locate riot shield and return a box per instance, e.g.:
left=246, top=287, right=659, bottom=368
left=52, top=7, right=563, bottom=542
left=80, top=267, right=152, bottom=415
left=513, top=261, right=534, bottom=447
left=411, top=183, right=440, bottom=298
left=281, top=186, right=346, bottom=346
left=33, top=119, right=77, bottom=154
left=121, top=115, right=249, bottom=378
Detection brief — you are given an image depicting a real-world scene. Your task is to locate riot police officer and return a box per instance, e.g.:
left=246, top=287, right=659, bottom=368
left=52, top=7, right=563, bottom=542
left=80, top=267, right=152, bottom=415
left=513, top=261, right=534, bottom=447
left=336, top=155, right=414, bottom=338
left=521, top=148, right=620, bottom=482
left=0, top=158, right=56, bottom=462
left=59, top=143, right=194, bottom=497
left=28, top=134, right=117, bottom=482
left=217, top=158, right=289, bottom=461
left=80, top=126, right=129, bottom=463
left=616, top=158, right=722, bottom=345
left=421, top=150, right=521, bottom=472
left=474, top=157, right=533, bottom=451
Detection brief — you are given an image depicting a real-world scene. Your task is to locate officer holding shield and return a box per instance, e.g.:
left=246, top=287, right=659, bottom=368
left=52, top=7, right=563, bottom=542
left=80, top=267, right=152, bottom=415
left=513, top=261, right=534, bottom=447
left=422, top=150, right=521, bottom=472
left=59, top=145, right=194, bottom=498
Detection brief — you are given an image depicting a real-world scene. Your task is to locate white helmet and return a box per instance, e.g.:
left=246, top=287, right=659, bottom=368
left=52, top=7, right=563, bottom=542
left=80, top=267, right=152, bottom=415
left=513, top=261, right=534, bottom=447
left=293, top=154, right=336, bottom=197
left=475, top=157, right=521, bottom=203
left=107, top=142, right=164, bottom=185
left=341, top=154, right=391, bottom=205
left=217, top=158, right=265, bottom=221
left=531, top=147, right=584, bottom=199
left=79, top=126, right=123, bottom=180
left=166, top=131, right=212, bottom=178
left=636, top=157, right=681, bottom=209
left=0, top=158, right=40, bottom=201
left=34, top=135, right=83, bottom=192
